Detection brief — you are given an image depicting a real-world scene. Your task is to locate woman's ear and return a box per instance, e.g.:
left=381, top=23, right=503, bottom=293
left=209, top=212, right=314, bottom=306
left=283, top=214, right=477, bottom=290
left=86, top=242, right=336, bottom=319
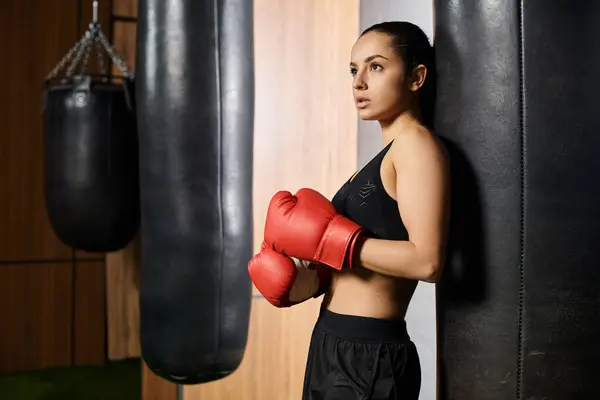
left=410, top=64, right=427, bottom=92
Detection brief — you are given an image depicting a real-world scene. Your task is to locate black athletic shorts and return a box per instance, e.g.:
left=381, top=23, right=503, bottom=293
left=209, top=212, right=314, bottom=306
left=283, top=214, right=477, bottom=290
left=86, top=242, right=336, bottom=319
left=302, top=308, right=421, bottom=400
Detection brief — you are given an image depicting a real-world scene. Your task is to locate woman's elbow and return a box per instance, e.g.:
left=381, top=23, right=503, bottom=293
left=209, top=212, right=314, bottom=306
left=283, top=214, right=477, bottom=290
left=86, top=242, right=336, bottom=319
left=420, top=259, right=443, bottom=283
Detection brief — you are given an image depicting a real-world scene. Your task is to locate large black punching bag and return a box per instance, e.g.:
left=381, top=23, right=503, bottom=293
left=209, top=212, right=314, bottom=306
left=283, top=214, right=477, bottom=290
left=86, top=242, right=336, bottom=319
left=136, top=0, right=254, bottom=384
left=435, top=1, right=600, bottom=399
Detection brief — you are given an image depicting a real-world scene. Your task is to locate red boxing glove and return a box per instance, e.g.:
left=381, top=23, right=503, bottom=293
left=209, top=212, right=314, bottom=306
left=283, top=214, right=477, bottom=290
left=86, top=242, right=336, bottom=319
left=248, top=243, right=332, bottom=308
left=264, top=188, right=363, bottom=270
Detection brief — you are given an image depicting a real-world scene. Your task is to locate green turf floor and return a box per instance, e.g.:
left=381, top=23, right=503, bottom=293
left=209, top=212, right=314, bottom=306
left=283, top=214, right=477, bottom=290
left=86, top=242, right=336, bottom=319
left=0, top=359, right=141, bottom=400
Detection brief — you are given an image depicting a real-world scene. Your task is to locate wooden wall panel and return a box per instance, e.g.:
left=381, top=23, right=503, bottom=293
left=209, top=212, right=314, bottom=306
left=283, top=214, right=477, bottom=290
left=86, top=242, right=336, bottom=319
left=113, top=0, right=138, bottom=17
left=184, top=1, right=359, bottom=399
left=73, top=261, right=107, bottom=365
left=142, top=363, right=178, bottom=400
left=106, top=236, right=141, bottom=360
left=0, top=263, right=73, bottom=372
left=0, top=0, right=78, bottom=262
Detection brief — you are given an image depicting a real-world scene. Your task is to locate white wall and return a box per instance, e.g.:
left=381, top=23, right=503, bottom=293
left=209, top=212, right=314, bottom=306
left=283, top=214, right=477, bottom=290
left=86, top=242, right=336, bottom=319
left=358, top=2, right=436, bottom=399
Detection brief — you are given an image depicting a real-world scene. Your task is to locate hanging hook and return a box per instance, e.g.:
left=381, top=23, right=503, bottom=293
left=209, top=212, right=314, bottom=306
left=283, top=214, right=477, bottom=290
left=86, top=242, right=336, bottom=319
left=92, top=1, right=99, bottom=24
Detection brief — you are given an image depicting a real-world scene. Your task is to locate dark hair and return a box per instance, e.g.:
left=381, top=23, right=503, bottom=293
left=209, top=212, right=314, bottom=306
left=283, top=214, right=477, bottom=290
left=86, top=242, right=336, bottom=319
left=361, top=21, right=436, bottom=128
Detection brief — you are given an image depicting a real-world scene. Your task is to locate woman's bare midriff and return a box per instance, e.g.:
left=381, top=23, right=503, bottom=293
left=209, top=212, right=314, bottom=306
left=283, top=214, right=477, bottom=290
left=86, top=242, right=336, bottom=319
left=321, top=267, right=418, bottom=320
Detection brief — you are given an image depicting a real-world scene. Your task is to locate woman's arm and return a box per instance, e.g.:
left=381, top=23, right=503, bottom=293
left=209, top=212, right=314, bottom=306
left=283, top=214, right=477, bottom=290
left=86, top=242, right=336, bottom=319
left=354, top=129, right=450, bottom=283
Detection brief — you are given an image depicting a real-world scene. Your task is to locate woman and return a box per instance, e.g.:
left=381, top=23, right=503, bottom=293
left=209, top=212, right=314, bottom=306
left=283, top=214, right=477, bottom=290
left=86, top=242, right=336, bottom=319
left=248, top=20, right=449, bottom=400
left=302, top=21, right=449, bottom=399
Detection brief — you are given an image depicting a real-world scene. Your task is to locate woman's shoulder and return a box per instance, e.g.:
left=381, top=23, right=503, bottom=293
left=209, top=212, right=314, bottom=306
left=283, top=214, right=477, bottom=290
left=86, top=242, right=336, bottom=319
left=390, top=124, right=449, bottom=167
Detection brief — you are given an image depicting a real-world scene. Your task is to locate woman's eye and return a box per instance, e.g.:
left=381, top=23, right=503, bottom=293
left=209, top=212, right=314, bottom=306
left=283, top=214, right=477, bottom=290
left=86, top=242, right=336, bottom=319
left=371, top=64, right=383, bottom=71
left=350, top=68, right=357, bottom=76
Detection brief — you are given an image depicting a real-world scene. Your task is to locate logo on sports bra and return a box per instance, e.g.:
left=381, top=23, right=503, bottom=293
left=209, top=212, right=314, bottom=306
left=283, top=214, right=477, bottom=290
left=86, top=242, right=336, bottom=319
left=357, top=181, right=377, bottom=207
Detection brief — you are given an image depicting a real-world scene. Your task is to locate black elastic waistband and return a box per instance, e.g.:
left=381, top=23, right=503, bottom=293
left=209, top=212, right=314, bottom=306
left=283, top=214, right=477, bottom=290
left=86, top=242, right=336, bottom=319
left=315, top=308, right=410, bottom=343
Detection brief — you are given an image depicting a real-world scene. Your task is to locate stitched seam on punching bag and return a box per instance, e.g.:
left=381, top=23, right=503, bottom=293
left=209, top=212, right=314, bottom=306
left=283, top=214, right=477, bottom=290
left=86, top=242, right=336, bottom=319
left=517, top=1, right=526, bottom=399
left=213, top=0, right=224, bottom=375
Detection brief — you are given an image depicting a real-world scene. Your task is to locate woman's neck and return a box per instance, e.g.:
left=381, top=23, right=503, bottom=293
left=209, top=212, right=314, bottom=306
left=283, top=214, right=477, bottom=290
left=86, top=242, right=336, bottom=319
left=379, top=109, right=421, bottom=145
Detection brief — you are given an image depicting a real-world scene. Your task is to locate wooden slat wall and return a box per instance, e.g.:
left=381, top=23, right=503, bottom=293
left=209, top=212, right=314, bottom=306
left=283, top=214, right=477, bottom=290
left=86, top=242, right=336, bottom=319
left=106, top=238, right=141, bottom=359
left=0, top=0, right=75, bottom=263
left=73, top=261, right=107, bottom=365
left=0, top=0, right=110, bottom=373
left=142, top=362, right=178, bottom=400
left=107, top=1, right=359, bottom=399
left=0, top=263, right=73, bottom=371
left=105, top=0, right=141, bottom=361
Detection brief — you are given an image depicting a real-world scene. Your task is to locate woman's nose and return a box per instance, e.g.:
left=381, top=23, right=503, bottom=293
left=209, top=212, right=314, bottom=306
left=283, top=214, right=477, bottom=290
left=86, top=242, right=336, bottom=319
left=353, top=77, right=366, bottom=90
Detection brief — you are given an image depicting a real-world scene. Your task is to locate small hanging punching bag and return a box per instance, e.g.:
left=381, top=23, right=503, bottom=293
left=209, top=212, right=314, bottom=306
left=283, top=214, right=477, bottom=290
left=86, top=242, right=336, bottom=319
left=43, top=1, right=139, bottom=253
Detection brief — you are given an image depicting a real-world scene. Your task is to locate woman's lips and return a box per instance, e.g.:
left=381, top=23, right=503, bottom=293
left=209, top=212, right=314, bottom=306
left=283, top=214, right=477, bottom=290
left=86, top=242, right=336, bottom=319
left=355, top=97, right=370, bottom=109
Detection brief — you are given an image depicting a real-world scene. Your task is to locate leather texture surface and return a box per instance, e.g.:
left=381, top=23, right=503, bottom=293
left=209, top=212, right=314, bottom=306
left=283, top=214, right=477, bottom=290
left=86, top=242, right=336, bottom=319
left=136, top=0, right=254, bottom=385
left=43, top=75, right=139, bottom=252
left=520, top=1, right=600, bottom=398
left=435, top=1, right=600, bottom=398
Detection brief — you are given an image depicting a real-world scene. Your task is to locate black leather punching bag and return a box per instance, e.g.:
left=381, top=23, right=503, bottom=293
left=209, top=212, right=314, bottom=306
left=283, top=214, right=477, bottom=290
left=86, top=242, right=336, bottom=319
left=43, top=76, right=139, bottom=253
left=435, top=1, right=600, bottom=399
left=136, top=0, right=254, bottom=384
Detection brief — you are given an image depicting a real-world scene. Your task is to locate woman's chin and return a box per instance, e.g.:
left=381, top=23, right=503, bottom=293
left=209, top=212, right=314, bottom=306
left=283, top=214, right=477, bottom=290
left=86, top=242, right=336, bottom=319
left=357, top=108, right=379, bottom=121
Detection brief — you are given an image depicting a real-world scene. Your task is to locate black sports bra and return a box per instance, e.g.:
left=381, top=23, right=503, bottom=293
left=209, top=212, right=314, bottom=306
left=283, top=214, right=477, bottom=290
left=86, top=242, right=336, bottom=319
left=331, top=141, right=409, bottom=241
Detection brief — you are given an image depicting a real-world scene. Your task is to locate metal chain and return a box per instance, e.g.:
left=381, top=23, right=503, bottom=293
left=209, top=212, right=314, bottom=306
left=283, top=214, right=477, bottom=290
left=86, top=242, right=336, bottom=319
left=78, top=36, right=94, bottom=75
left=45, top=5, right=132, bottom=82
left=94, top=36, right=107, bottom=77
left=97, top=29, right=131, bottom=78
left=44, top=33, right=88, bottom=81
left=64, top=32, right=93, bottom=78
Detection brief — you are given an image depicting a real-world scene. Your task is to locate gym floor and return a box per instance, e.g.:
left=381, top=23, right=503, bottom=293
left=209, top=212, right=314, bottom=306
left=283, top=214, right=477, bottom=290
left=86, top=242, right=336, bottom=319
left=0, top=359, right=140, bottom=400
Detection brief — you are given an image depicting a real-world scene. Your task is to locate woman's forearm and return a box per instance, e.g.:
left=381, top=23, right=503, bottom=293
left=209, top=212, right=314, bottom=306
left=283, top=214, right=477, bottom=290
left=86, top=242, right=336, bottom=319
left=353, top=237, right=441, bottom=283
